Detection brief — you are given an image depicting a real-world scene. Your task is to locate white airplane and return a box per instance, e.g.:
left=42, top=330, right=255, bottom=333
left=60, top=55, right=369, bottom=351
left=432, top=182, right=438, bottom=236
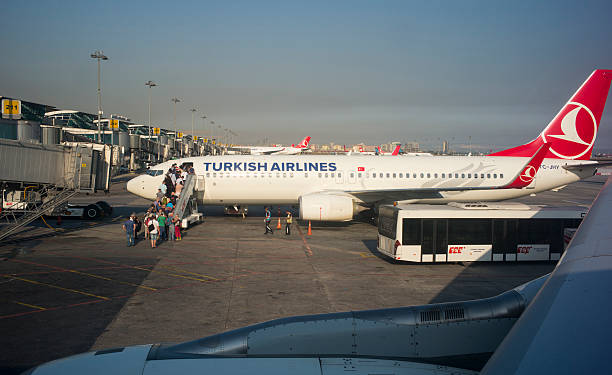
left=128, top=70, right=612, bottom=221
left=245, top=136, right=311, bottom=155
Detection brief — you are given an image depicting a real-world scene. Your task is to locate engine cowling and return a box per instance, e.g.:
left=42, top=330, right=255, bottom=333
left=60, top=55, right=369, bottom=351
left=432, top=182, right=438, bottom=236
left=299, top=193, right=355, bottom=221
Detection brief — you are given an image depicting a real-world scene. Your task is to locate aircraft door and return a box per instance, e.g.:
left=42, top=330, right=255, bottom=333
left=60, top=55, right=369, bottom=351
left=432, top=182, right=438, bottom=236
left=196, top=174, right=206, bottom=200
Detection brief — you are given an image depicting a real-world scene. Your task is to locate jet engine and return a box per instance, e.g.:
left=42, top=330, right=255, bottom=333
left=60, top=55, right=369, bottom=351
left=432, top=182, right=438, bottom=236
left=299, top=193, right=355, bottom=221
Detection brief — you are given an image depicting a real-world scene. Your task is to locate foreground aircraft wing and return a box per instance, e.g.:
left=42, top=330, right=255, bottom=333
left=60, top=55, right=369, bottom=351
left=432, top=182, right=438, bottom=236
left=346, top=143, right=551, bottom=203
left=481, top=174, right=612, bottom=374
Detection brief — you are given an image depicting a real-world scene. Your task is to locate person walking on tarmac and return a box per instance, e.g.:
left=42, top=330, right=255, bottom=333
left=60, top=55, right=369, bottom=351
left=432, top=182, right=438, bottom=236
left=285, top=211, right=292, bottom=235
left=264, top=207, right=273, bottom=234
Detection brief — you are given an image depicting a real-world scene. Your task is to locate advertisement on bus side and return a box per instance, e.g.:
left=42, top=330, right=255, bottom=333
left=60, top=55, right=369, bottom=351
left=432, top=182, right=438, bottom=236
left=516, top=244, right=549, bottom=261
left=447, top=244, right=492, bottom=262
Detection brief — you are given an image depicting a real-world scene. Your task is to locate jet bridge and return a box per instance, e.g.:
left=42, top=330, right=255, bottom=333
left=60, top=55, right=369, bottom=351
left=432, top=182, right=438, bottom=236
left=0, top=138, right=113, bottom=241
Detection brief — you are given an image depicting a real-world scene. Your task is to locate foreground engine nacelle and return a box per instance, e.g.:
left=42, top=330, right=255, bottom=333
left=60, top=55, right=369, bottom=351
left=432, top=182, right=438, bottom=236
left=299, top=193, right=355, bottom=221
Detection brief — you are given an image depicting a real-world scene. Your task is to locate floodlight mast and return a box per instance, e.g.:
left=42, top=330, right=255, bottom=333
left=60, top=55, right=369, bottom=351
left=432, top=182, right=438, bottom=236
left=90, top=51, right=108, bottom=143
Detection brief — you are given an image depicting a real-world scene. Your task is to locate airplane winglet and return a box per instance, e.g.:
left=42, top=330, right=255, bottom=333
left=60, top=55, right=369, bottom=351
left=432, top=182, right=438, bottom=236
left=502, top=143, right=552, bottom=189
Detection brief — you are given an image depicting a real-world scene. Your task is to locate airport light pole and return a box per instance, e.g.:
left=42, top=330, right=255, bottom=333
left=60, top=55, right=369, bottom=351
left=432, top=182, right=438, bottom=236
left=200, top=115, right=207, bottom=151
left=145, top=81, right=157, bottom=161
left=90, top=51, right=108, bottom=143
left=171, top=97, right=181, bottom=134
left=190, top=108, right=197, bottom=154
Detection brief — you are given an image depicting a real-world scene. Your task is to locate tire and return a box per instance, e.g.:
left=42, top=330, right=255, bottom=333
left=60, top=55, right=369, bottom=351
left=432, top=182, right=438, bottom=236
left=83, top=205, right=100, bottom=220
left=95, top=201, right=113, bottom=216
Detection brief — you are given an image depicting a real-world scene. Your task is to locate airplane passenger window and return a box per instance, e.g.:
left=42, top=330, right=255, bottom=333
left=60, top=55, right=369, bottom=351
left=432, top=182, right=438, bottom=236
left=427, top=173, right=430, bottom=178
left=413, top=173, right=417, bottom=178
left=399, top=173, right=403, bottom=178
left=481, top=174, right=484, bottom=178
left=206, top=173, right=210, bottom=178
left=213, top=173, right=216, bottom=177
left=338, top=173, right=342, bottom=177
left=331, top=173, right=335, bottom=177
left=386, top=173, right=390, bottom=178
left=290, top=173, right=294, bottom=178
left=277, top=173, right=280, bottom=178
left=358, top=173, right=362, bottom=178
left=487, top=174, right=491, bottom=178
left=380, top=173, right=383, bottom=178
left=434, top=173, right=438, bottom=178
left=442, top=173, right=445, bottom=178
left=392, top=173, right=396, bottom=178
left=372, top=173, right=376, bottom=178
left=305, top=173, right=308, bottom=178
left=253, top=174, right=257, bottom=178
left=318, top=173, right=322, bottom=178
left=420, top=173, right=424, bottom=178
left=350, top=173, right=354, bottom=178
left=325, top=173, right=328, bottom=178
left=366, top=173, right=370, bottom=178
left=500, top=174, right=504, bottom=178
left=268, top=173, right=272, bottom=178
left=283, top=173, right=287, bottom=178
left=494, top=174, right=497, bottom=178
left=455, top=173, right=459, bottom=178
left=468, top=173, right=471, bottom=178
left=461, top=173, right=465, bottom=178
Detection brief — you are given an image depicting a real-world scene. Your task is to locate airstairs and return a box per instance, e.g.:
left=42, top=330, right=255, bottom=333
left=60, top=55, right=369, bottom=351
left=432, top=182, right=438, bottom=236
left=173, top=174, right=203, bottom=228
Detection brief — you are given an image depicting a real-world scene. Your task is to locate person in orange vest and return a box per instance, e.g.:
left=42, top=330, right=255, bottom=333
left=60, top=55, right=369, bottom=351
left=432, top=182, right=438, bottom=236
left=285, top=211, right=292, bottom=235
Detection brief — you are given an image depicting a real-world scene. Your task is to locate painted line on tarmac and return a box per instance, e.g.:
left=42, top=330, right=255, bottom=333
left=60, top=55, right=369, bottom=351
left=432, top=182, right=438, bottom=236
left=4, top=275, right=110, bottom=300
left=14, top=301, right=46, bottom=310
left=0, top=298, right=105, bottom=320
left=359, top=252, right=377, bottom=258
left=295, top=225, right=313, bottom=256
left=157, top=265, right=219, bottom=281
left=10, top=258, right=157, bottom=291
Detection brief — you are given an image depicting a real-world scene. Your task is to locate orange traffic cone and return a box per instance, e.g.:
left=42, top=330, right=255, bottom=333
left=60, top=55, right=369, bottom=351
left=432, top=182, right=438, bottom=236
left=277, top=216, right=282, bottom=229
left=307, top=220, right=312, bottom=236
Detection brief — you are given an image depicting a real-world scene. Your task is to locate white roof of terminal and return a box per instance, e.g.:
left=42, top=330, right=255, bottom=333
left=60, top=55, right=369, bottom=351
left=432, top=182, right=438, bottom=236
left=45, top=110, right=79, bottom=116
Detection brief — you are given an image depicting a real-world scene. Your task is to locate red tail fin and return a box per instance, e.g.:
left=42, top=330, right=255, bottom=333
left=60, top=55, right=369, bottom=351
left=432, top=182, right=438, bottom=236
left=391, top=145, right=401, bottom=156
left=490, top=70, right=612, bottom=160
left=298, top=136, right=311, bottom=148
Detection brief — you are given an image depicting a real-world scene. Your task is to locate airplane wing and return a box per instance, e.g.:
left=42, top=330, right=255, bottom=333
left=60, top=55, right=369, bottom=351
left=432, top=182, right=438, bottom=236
left=481, top=174, right=612, bottom=374
left=345, top=143, right=551, bottom=203
left=258, top=148, right=285, bottom=155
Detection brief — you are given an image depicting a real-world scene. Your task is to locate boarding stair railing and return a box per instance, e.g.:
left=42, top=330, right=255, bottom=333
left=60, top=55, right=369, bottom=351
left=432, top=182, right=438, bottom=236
left=0, top=186, right=78, bottom=242
left=173, top=174, right=197, bottom=221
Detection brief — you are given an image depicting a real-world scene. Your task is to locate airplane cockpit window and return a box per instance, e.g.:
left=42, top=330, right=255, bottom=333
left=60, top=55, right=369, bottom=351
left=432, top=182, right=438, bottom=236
left=145, top=169, right=164, bottom=176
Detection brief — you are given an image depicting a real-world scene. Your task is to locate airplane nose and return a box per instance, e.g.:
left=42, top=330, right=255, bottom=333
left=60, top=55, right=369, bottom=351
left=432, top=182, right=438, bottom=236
left=127, top=176, right=146, bottom=197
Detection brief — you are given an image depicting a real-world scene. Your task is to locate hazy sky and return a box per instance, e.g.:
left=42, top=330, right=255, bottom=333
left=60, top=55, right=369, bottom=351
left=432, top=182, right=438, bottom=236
left=2, top=0, right=612, bottom=151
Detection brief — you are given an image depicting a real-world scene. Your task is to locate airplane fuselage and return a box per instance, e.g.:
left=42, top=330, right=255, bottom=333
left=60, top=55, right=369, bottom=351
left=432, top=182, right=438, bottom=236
left=127, top=154, right=593, bottom=205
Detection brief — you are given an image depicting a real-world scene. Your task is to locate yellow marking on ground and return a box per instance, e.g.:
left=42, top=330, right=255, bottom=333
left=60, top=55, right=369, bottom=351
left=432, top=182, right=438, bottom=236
left=112, top=215, right=124, bottom=222
left=65, top=269, right=157, bottom=291
left=14, top=301, right=46, bottom=310
left=359, top=252, right=377, bottom=258
left=89, top=222, right=97, bottom=226
left=157, top=265, right=219, bottom=281
left=7, top=275, right=110, bottom=300
left=130, top=266, right=214, bottom=283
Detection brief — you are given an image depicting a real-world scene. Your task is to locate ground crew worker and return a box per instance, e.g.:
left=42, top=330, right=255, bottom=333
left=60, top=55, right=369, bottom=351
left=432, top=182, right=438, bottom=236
left=264, top=207, right=273, bottom=234
left=285, top=211, right=292, bottom=235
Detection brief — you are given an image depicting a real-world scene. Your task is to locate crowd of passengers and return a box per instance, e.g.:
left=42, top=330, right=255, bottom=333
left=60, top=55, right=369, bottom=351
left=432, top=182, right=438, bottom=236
left=137, top=163, right=195, bottom=248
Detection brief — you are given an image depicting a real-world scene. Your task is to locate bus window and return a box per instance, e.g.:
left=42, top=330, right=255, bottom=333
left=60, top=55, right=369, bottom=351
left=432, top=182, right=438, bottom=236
left=448, top=219, right=491, bottom=244
left=422, top=219, right=434, bottom=254
left=435, top=219, right=448, bottom=255
left=402, top=219, right=421, bottom=245
left=378, top=209, right=398, bottom=239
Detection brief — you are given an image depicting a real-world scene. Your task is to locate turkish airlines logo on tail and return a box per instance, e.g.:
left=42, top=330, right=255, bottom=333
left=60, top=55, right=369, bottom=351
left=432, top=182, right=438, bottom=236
left=543, top=102, right=598, bottom=159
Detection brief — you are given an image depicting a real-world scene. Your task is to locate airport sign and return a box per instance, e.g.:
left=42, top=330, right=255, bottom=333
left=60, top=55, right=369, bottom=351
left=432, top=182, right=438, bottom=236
left=109, top=119, right=119, bottom=129
left=153, top=127, right=160, bottom=135
left=2, top=99, right=21, bottom=120
left=177, top=132, right=183, bottom=138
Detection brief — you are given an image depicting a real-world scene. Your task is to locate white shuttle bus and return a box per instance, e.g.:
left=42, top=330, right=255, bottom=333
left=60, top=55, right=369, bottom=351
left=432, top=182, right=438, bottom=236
left=377, top=203, right=585, bottom=263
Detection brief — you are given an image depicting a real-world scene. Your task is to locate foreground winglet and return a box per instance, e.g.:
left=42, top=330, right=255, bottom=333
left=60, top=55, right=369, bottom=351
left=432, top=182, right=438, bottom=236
left=502, top=143, right=552, bottom=188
